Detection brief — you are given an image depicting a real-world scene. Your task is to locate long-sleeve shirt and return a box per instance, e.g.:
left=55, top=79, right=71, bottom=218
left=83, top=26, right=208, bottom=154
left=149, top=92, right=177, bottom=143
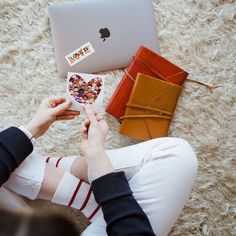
left=0, top=127, right=33, bottom=186
left=0, top=126, right=155, bottom=235
left=91, top=171, right=155, bottom=235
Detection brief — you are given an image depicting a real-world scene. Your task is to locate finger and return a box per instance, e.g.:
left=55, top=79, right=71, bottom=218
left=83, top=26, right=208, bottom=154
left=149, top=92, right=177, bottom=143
left=81, top=120, right=89, bottom=138
left=82, top=127, right=87, bottom=136
left=56, top=115, right=75, bottom=121
left=81, top=120, right=86, bottom=130
left=82, top=132, right=88, bottom=139
left=67, top=109, right=80, bottom=113
left=50, top=95, right=66, bottom=105
left=56, top=114, right=77, bottom=119
left=96, top=113, right=104, bottom=121
left=45, top=95, right=66, bottom=108
left=81, top=119, right=88, bottom=127
left=94, top=111, right=105, bottom=122
left=53, top=101, right=72, bottom=115
left=84, top=119, right=90, bottom=126
left=85, top=105, right=97, bottom=124
left=60, top=110, right=80, bottom=116
left=81, top=119, right=90, bottom=131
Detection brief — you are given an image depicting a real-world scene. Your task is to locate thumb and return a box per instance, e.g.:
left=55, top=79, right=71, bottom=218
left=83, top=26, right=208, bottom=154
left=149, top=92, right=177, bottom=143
left=52, top=101, right=71, bottom=115
left=85, top=104, right=97, bottom=124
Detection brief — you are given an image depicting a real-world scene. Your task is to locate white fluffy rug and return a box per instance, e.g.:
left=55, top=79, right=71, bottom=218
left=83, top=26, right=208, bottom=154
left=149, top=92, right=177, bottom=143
left=0, top=0, right=235, bottom=235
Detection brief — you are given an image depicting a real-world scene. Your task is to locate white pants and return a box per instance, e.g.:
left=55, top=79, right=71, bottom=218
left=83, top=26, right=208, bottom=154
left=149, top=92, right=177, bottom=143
left=2, top=137, right=198, bottom=236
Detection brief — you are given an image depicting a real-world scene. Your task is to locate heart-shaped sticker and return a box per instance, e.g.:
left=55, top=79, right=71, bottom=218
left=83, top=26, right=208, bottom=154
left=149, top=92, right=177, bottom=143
left=68, top=74, right=103, bottom=105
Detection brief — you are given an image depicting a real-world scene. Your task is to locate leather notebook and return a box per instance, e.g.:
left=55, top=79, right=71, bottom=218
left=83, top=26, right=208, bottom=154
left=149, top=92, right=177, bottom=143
left=106, top=46, right=188, bottom=119
left=119, top=73, right=182, bottom=141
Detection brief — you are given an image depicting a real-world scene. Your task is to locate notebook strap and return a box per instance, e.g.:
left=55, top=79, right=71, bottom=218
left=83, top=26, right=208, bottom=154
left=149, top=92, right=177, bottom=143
left=125, top=69, right=135, bottom=82
left=126, top=56, right=221, bottom=92
left=134, top=56, right=172, bottom=82
left=119, top=102, right=173, bottom=122
left=119, top=114, right=172, bottom=122
left=185, top=79, right=221, bottom=93
left=126, top=102, right=173, bottom=116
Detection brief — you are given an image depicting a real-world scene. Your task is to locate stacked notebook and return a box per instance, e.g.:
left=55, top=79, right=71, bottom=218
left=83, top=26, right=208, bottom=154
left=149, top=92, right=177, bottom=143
left=106, top=46, right=188, bottom=140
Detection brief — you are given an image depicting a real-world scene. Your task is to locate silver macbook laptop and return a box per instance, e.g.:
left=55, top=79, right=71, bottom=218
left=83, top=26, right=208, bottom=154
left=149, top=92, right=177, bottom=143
left=49, top=0, right=160, bottom=77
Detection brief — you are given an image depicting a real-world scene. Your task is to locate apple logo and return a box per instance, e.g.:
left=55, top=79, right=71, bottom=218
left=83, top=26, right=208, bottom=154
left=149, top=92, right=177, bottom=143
left=99, top=28, right=110, bottom=42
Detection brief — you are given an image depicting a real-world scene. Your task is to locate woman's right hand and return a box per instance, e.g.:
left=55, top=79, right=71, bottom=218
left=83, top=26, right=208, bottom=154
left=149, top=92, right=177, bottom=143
left=25, top=95, right=79, bottom=139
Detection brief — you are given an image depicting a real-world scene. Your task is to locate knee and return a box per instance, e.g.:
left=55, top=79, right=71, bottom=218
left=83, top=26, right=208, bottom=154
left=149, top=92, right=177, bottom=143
left=144, top=137, right=198, bottom=179
left=151, top=137, right=198, bottom=179
left=171, top=138, right=198, bottom=178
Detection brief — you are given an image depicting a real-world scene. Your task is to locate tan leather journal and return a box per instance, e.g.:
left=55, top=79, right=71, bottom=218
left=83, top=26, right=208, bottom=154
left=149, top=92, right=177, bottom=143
left=106, top=46, right=188, bottom=119
left=119, top=73, right=182, bottom=140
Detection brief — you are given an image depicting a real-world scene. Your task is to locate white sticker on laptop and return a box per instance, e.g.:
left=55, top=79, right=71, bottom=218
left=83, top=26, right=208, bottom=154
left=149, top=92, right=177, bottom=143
left=65, top=42, right=95, bottom=67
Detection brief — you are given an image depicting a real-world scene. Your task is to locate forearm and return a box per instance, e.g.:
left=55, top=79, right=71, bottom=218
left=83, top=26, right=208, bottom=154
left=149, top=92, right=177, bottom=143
left=86, top=148, right=114, bottom=182
left=24, top=122, right=42, bottom=139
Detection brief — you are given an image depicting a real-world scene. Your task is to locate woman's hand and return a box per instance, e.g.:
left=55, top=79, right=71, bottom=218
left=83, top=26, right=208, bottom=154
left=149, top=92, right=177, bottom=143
left=25, top=95, right=80, bottom=138
left=81, top=105, right=113, bottom=181
left=81, top=105, right=109, bottom=157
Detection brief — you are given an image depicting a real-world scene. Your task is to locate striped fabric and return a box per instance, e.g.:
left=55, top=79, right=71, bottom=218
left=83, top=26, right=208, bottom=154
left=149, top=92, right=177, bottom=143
left=46, top=157, right=101, bottom=222
left=46, top=156, right=77, bottom=172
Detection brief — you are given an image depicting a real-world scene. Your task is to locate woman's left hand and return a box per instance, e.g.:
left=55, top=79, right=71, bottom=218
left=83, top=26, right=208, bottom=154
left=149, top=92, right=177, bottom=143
left=25, top=95, right=80, bottom=138
left=80, top=105, right=113, bottom=181
left=81, top=105, right=109, bottom=157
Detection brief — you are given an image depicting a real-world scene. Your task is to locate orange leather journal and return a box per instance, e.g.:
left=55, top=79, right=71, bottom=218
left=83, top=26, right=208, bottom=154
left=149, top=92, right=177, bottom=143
left=119, top=73, right=182, bottom=141
left=106, top=46, right=188, bottom=119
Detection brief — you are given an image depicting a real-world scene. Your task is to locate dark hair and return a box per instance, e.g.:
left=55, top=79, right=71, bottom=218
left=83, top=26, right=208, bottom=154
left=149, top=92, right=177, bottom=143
left=0, top=208, right=78, bottom=236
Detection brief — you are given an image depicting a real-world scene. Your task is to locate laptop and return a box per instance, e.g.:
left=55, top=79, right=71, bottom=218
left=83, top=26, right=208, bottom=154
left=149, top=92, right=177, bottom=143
left=49, top=0, right=160, bottom=77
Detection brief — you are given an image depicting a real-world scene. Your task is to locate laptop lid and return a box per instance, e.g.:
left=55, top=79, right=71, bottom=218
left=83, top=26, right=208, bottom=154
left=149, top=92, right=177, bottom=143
left=49, top=0, right=160, bottom=77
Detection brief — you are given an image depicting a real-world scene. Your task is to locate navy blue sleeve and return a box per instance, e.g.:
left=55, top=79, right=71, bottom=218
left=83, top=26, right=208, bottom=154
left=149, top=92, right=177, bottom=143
left=91, top=171, right=155, bottom=236
left=0, top=127, right=33, bottom=186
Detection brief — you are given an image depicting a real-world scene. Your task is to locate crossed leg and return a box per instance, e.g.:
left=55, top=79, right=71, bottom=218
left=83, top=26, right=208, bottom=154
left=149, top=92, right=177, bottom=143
left=3, top=137, right=198, bottom=236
